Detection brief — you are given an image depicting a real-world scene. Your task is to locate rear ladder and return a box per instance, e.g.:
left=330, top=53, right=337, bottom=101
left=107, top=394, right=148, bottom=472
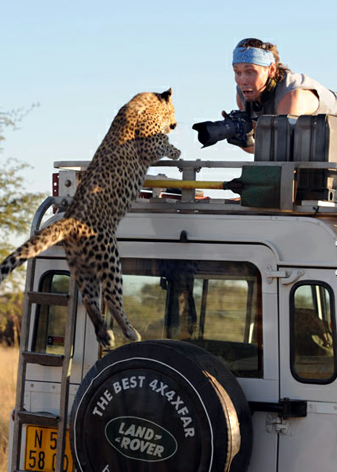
left=11, top=197, right=78, bottom=472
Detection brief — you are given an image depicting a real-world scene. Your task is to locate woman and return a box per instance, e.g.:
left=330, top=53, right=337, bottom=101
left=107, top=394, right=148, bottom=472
left=230, top=38, right=337, bottom=152
left=193, top=38, right=337, bottom=151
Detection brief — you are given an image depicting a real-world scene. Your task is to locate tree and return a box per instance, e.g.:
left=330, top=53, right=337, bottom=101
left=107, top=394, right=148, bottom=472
left=0, top=106, right=45, bottom=344
left=0, top=159, right=46, bottom=259
left=0, top=104, right=38, bottom=152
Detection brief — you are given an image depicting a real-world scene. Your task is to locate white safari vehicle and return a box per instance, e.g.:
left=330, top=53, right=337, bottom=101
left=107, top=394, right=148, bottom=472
left=8, top=114, right=337, bottom=472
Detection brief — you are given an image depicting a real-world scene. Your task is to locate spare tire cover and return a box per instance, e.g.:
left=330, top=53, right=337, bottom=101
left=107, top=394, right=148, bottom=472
left=70, top=340, right=253, bottom=472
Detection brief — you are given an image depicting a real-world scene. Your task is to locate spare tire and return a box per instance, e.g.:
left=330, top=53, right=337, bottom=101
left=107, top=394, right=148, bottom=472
left=70, top=340, right=253, bottom=472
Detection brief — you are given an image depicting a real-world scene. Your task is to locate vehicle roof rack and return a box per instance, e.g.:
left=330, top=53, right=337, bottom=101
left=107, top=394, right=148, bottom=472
left=53, top=114, right=337, bottom=216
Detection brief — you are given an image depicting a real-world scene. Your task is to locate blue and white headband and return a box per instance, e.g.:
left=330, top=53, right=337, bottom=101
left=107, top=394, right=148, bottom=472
left=232, top=46, right=275, bottom=67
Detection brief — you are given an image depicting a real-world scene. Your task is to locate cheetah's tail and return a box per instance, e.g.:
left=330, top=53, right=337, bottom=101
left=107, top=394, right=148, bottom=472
left=0, top=219, right=67, bottom=286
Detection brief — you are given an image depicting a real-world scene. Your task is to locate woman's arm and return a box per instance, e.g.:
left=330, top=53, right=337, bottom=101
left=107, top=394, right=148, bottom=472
left=277, top=89, right=319, bottom=115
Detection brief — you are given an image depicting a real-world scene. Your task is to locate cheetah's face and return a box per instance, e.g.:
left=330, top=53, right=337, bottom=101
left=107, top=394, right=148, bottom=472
left=132, top=88, right=178, bottom=139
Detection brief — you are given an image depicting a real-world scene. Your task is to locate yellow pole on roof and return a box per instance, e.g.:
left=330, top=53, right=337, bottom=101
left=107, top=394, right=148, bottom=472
left=143, top=180, right=225, bottom=190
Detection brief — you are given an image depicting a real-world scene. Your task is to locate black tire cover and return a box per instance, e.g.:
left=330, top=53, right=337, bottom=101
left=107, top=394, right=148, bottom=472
left=70, top=340, right=253, bottom=472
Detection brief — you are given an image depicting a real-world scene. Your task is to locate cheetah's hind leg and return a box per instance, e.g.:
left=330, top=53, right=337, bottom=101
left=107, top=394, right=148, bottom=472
left=72, top=268, right=114, bottom=347
left=102, top=273, right=141, bottom=342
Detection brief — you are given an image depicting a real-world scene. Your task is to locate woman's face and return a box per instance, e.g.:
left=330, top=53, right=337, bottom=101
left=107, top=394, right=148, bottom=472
left=233, top=63, right=275, bottom=102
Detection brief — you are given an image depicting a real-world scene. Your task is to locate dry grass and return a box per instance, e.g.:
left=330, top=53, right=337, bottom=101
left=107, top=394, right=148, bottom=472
left=0, top=346, right=19, bottom=472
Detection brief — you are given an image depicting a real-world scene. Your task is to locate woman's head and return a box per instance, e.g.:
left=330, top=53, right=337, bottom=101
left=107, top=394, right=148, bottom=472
left=232, top=38, right=289, bottom=102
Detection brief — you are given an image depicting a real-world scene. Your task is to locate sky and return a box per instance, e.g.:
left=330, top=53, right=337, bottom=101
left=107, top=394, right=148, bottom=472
left=1, top=0, right=337, bottom=199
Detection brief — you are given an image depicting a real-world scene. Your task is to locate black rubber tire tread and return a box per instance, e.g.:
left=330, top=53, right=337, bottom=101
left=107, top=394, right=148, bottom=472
left=70, top=340, right=252, bottom=472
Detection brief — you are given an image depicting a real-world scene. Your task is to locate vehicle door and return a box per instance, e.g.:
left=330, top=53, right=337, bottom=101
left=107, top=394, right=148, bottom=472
left=278, top=267, right=337, bottom=472
left=101, top=240, right=281, bottom=472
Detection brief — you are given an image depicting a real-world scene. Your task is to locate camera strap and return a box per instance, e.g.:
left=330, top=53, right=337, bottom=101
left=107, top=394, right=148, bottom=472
left=247, top=77, right=277, bottom=114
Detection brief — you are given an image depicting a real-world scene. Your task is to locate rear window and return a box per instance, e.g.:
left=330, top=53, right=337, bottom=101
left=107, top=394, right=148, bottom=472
left=32, top=260, right=263, bottom=378
left=106, top=258, right=263, bottom=378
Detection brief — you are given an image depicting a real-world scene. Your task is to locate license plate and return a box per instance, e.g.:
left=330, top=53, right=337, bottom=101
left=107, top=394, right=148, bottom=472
left=25, top=425, right=74, bottom=472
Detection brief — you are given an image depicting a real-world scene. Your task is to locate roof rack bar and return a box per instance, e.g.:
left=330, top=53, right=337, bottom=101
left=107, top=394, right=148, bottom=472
left=54, top=159, right=337, bottom=171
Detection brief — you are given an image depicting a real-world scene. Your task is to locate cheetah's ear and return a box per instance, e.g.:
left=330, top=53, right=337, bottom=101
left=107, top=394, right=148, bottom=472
left=160, top=88, right=172, bottom=102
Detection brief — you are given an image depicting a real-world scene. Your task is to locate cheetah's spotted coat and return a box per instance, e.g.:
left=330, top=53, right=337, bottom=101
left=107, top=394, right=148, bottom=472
left=0, top=89, right=181, bottom=346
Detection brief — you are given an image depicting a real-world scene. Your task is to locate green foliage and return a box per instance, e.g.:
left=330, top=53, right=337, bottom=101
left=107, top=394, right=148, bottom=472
left=0, top=110, right=15, bottom=151
left=0, top=106, right=45, bottom=344
left=0, top=104, right=39, bottom=151
left=0, top=104, right=46, bottom=293
left=0, top=293, right=23, bottom=346
left=0, top=105, right=44, bottom=246
left=0, top=159, right=46, bottom=294
left=0, top=159, right=45, bottom=238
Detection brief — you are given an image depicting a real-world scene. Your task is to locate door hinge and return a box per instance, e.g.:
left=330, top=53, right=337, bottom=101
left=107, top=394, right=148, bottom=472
left=266, top=415, right=290, bottom=435
left=266, top=267, right=305, bottom=285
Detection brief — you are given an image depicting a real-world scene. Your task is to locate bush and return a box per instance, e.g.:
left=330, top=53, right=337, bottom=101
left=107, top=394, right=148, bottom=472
left=0, top=294, right=23, bottom=347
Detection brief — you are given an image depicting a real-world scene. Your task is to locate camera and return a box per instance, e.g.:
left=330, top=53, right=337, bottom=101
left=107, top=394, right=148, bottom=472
left=192, top=110, right=253, bottom=148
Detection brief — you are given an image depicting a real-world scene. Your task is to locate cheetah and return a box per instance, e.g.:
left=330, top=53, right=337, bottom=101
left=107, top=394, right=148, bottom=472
left=0, top=88, right=181, bottom=346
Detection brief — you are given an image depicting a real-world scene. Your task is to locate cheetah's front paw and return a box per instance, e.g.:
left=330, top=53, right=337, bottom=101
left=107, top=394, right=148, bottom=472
left=167, top=146, right=181, bottom=161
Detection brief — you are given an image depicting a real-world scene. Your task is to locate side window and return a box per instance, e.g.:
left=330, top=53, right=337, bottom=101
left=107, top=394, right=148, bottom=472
left=109, top=259, right=263, bottom=378
left=290, top=282, right=336, bottom=383
left=32, top=272, right=70, bottom=354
